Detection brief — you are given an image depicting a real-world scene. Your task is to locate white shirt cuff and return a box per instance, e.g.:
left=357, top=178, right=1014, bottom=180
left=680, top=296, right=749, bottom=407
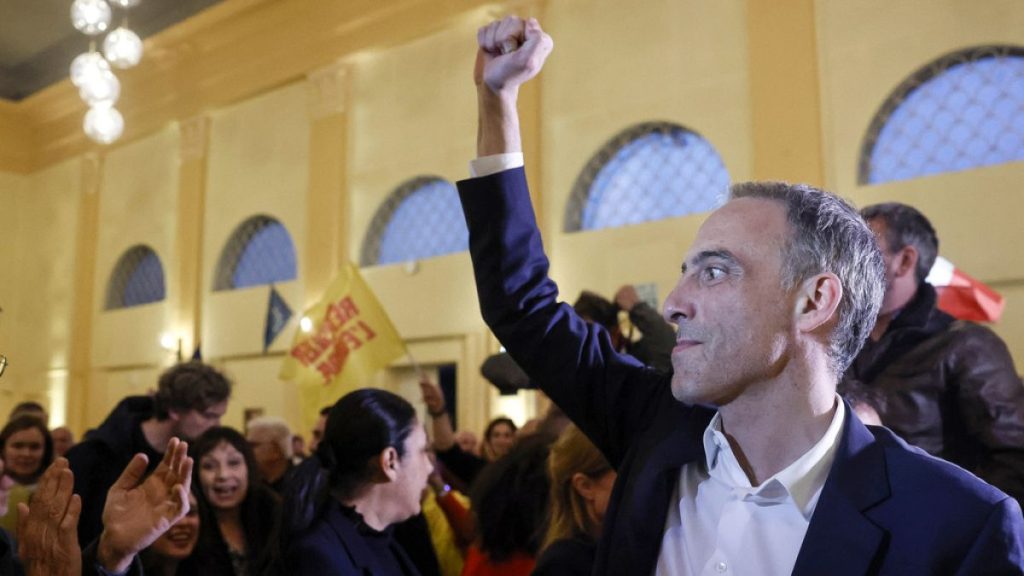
left=469, top=153, right=525, bottom=177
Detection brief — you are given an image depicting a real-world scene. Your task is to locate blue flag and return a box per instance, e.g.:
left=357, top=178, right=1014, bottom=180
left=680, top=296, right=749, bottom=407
left=265, top=286, right=293, bottom=352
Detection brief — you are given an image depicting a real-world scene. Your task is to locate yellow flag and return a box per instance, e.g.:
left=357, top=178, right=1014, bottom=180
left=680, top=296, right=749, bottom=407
left=280, top=262, right=406, bottom=427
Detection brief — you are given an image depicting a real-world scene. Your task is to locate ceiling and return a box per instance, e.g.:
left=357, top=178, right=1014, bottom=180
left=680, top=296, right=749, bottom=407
left=0, top=0, right=224, bottom=101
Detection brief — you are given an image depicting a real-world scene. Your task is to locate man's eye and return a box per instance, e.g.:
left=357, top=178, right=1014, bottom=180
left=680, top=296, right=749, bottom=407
left=703, top=266, right=725, bottom=281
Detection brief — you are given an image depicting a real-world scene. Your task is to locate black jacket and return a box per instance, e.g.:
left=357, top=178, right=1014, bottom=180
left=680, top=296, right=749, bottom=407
left=285, top=501, right=421, bottom=575
left=622, top=302, right=675, bottom=375
left=845, top=283, right=1024, bottom=504
left=66, top=396, right=163, bottom=546
left=532, top=537, right=594, bottom=576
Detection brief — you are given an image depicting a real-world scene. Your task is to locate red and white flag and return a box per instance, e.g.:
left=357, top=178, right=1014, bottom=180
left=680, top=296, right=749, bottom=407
left=925, top=256, right=1004, bottom=323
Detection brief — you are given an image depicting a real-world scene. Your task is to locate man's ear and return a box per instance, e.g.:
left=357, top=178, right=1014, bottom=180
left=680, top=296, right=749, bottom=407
left=166, top=409, right=182, bottom=423
left=795, top=272, right=842, bottom=334
left=378, top=447, right=400, bottom=482
left=893, top=245, right=919, bottom=280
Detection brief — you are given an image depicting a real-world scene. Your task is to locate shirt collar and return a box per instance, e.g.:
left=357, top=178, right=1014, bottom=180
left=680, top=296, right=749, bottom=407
left=701, top=395, right=845, bottom=518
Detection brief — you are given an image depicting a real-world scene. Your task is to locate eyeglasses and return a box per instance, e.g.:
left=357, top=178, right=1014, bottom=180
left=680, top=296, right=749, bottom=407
left=0, top=355, right=7, bottom=378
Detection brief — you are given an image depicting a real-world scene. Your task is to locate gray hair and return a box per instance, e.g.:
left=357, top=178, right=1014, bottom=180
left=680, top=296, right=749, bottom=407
left=730, top=182, right=885, bottom=375
left=246, top=416, right=293, bottom=459
left=860, top=202, right=938, bottom=284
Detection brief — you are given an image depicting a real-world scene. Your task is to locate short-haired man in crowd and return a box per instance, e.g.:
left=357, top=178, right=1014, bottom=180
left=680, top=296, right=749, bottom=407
left=67, top=361, right=231, bottom=546
left=458, top=16, right=1023, bottom=574
left=246, top=416, right=294, bottom=494
left=846, top=202, right=1024, bottom=504
left=309, top=405, right=330, bottom=453
left=51, top=426, right=75, bottom=457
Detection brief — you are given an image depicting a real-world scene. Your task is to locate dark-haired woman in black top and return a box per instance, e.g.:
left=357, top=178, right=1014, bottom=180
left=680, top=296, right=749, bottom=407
left=267, top=388, right=434, bottom=575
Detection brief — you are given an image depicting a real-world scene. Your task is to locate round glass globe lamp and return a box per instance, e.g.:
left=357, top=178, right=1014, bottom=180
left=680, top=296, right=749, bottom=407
left=79, top=69, right=121, bottom=106
left=84, top=105, right=124, bottom=144
left=102, top=27, right=143, bottom=69
left=69, top=51, right=111, bottom=87
left=71, top=0, right=112, bottom=35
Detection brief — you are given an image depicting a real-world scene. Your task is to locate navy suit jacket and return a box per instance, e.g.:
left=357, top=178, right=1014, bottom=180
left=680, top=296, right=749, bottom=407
left=458, top=167, right=1024, bottom=576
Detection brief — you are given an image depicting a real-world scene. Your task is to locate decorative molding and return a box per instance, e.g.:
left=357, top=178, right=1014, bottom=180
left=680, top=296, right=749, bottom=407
left=179, top=115, right=211, bottom=161
left=306, top=61, right=349, bottom=120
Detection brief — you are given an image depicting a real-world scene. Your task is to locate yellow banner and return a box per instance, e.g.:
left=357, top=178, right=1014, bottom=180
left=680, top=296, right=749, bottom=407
left=280, top=262, right=406, bottom=427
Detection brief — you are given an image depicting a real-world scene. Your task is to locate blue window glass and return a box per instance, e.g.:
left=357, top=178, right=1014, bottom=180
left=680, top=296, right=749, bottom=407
left=566, top=122, right=729, bottom=232
left=861, top=46, right=1024, bottom=184
left=106, top=245, right=165, bottom=310
left=362, top=177, right=468, bottom=266
left=215, top=216, right=297, bottom=290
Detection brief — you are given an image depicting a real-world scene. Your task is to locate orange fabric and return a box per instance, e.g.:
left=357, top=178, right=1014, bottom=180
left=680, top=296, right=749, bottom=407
left=460, top=546, right=535, bottom=576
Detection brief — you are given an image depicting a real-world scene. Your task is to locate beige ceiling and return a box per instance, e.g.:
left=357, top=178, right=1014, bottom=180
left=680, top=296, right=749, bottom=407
left=0, top=0, right=224, bottom=101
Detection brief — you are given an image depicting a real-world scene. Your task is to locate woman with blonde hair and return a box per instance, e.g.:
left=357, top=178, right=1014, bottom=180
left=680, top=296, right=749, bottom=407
left=533, top=425, right=616, bottom=576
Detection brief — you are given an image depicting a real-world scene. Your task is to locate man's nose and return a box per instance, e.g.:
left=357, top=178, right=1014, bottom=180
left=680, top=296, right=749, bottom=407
left=663, top=277, right=695, bottom=325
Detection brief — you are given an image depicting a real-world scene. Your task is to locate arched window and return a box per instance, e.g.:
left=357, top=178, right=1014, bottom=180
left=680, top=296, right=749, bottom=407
left=565, top=122, right=730, bottom=232
left=360, top=176, right=468, bottom=266
left=860, top=45, right=1024, bottom=185
left=105, top=245, right=166, bottom=310
left=214, top=215, right=297, bottom=290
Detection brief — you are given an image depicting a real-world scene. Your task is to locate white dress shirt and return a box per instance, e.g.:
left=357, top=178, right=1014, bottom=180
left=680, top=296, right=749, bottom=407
left=656, top=399, right=846, bottom=576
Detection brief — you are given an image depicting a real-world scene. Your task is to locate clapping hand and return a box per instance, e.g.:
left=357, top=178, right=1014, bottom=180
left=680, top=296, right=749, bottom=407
left=96, top=437, right=193, bottom=573
left=17, top=458, right=83, bottom=576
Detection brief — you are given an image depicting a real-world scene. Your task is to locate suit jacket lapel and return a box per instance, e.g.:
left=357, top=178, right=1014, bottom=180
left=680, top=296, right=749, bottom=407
left=792, top=402, right=890, bottom=576
left=623, top=405, right=713, bottom=573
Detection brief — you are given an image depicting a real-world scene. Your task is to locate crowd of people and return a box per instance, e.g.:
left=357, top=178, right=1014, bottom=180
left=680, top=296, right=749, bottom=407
left=2, top=14, right=1023, bottom=576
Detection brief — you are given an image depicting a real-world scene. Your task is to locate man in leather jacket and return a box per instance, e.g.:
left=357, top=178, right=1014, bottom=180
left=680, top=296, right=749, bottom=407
left=845, top=202, right=1024, bottom=505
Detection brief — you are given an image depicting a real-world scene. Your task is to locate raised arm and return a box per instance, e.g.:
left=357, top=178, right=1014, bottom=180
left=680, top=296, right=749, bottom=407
left=421, top=378, right=456, bottom=451
left=460, top=18, right=678, bottom=468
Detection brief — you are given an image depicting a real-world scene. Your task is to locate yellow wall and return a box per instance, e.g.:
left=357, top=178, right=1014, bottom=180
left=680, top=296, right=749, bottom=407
left=542, top=0, right=752, bottom=309
left=817, top=0, right=1024, bottom=360
left=0, top=161, right=81, bottom=426
left=92, top=127, right=181, bottom=367
left=1, top=0, right=1022, bottom=439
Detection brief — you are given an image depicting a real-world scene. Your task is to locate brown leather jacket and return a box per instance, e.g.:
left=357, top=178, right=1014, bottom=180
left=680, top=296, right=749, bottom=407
left=844, top=283, right=1024, bottom=505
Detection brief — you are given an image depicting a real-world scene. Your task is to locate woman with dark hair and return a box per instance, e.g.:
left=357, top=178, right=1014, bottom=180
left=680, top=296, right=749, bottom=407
left=533, top=425, right=616, bottom=576
left=271, top=387, right=433, bottom=575
left=190, top=426, right=279, bottom=575
left=480, top=417, right=516, bottom=463
left=0, top=414, right=54, bottom=532
left=461, top=435, right=550, bottom=576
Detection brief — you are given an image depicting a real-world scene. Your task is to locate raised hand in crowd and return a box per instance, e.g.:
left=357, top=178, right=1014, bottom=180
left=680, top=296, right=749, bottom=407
left=17, top=458, right=82, bottom=576
left=420, top=377, right=456, bottom=451
left=96, top=437, right=193, bottom=573
left=613, top=284, right=640, bottom=312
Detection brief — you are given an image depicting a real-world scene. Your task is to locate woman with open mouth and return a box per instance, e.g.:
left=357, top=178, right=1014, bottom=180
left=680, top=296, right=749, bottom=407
left=190, top=426, right=280, bottom=575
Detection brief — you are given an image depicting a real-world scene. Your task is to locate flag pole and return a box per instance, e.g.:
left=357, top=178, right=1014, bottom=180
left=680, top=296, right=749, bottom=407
left=406, top=349, right=423, bottom=379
